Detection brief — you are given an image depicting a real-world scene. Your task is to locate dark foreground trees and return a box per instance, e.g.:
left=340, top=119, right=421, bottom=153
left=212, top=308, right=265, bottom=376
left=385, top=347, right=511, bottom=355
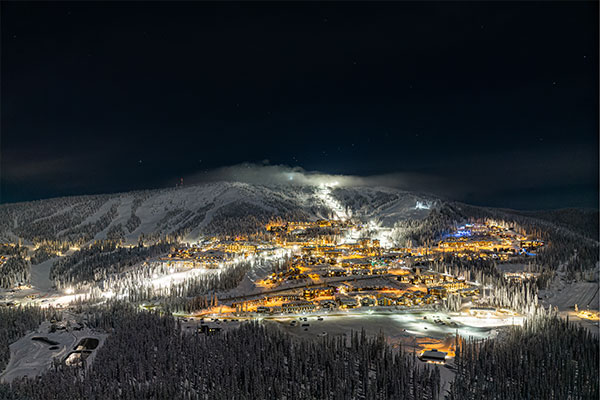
left=448, top=315, right=599, bottom=400
left=1, top=304, right=440, bottom=400
left=1, top=304, right=598, bottom=400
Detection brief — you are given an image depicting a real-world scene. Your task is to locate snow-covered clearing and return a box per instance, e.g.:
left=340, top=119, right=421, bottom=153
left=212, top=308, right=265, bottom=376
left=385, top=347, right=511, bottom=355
left=0, top=321, right=107, bottom=383
left=29, top=257, right=57, bottom=292
left=540, top=280, right=599, bottom=311
left=268, top=310, right=518, bottom=344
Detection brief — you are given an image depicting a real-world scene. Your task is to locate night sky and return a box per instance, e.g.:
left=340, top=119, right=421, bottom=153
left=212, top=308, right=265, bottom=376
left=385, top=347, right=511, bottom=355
left=2, top=2, right=598, bottom=209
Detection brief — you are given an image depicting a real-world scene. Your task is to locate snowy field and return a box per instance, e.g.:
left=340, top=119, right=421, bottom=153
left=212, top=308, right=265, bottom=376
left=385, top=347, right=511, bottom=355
left=266, top=310, right=520, bottom=350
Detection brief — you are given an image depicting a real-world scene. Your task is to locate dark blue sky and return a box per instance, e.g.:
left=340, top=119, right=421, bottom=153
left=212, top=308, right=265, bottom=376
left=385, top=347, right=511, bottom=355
left=1, top=1, right=598, bottom=209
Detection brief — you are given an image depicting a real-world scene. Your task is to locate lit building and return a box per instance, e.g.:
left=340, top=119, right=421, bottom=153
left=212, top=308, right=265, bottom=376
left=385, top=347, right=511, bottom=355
left=419, top=349, right=447, bottom=364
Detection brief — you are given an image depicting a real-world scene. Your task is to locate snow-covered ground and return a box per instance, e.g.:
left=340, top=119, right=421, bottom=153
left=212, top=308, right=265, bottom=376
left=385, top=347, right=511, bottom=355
left=29, top=257, right=57, bottom=292
left=314, top=183, right=349, bottom=220
left=329, top=186, right=436, bottom=226
left=268, top=310, right=519, bottom=344
left=0, top=321, right=107, bottom=383
left=540, top=279, right=599, bottom=311
left=1, top=182, right=437, bottom=245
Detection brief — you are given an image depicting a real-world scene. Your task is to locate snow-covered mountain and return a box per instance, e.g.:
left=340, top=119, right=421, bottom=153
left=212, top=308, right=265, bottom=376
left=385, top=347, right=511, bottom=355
left=0, top=182, right=439, bottom=244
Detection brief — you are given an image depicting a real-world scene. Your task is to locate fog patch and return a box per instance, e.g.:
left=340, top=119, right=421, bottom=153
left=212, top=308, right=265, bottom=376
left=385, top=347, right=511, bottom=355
left=185, top=163, right=463, bottom=200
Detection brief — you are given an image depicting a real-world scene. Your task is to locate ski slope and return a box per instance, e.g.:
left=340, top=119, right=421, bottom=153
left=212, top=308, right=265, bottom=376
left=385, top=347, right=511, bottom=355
left=0, top=182, right=438, bottom=244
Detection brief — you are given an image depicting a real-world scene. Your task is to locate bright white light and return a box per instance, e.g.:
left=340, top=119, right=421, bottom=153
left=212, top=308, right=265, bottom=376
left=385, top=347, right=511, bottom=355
left=149, top=265, right=217, bottom=290
left=315, top=182, right=348, bottom=220
left=64, top=287, right=74, bottom=295
left=415, top=201, right=431, bottom=210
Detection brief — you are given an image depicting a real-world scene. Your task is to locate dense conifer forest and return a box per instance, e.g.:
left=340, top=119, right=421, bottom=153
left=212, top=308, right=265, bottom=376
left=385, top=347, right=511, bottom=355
left=0, top=304, right=597, bottom=399
left=0, top=256, right=30, bottom=289
left=448, top=315, right=599, bottom=400
left=1, top=305, right=441, bottom=400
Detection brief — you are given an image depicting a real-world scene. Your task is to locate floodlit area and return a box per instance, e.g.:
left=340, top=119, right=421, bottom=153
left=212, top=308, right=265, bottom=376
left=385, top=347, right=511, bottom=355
left=265, top=309, right=522, bottom=356
left=315, top=182, right=349, bottom=220
left=148, top=266, right=219, bottom=290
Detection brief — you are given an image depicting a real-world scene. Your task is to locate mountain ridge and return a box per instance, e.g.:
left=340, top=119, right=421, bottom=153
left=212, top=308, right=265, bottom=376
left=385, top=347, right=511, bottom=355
left=0, top=182, right=438, bottom=245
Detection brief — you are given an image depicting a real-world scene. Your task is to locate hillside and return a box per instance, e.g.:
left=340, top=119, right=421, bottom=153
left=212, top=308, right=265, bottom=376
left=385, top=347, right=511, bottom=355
left=0, top=182, right=437, bottom=245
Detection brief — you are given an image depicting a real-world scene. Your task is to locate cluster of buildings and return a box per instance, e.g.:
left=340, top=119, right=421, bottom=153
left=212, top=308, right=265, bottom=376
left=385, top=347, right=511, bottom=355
left=231, top=263, right=481, bottom=316
left=263, top=240, right=389, bottom=286
left=436, top=223, right=544, bottom=259
left=162, top=238, right=273, bottom=268
left=163, top=246, right=233, bottom=268
left=503, top=271, right=541, bottom=283
left=161, top=220, right=542, bottom=276
left=157, top=219, right=544, bottom=319
left=266, top=219, right=353, bottom=234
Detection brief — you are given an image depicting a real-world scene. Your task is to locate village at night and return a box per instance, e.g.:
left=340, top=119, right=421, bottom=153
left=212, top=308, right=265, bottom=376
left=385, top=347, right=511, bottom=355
left=1, top=1, right=598, bottom=399
left=0, top=181, right=597, bottom=398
